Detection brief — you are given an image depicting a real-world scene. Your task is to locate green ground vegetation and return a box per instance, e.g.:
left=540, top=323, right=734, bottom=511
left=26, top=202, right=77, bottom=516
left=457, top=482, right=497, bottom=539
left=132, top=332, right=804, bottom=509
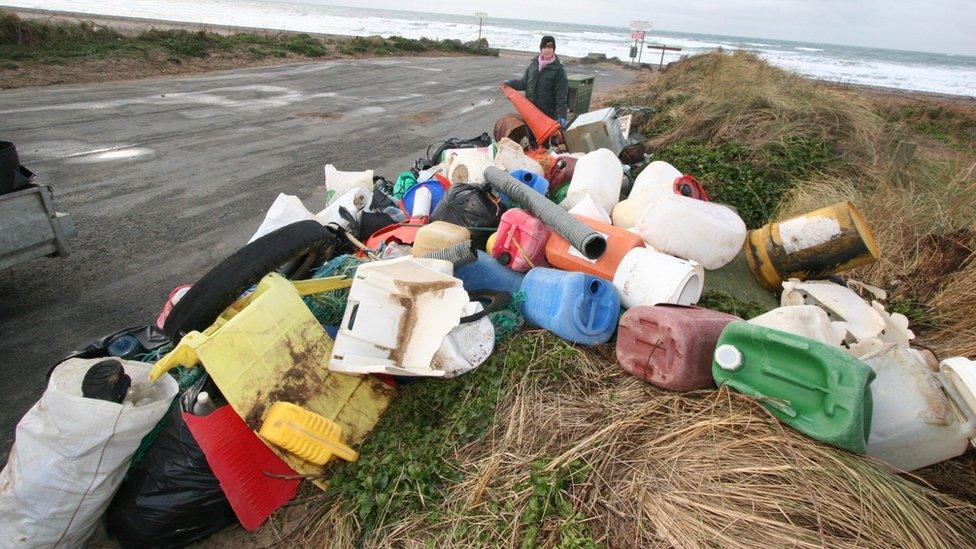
left=0, top=10, right=491, bottom=69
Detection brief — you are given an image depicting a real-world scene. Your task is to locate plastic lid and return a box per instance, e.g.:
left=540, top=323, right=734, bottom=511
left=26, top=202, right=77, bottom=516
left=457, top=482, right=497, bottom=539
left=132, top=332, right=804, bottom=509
left=941, top=357, right=976, bottom=417
left=714, top=344, right=743, bottom=371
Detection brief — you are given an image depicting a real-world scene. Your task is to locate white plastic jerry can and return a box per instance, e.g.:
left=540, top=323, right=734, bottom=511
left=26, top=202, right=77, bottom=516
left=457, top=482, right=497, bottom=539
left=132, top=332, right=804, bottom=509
left=634, top=193, right=746, bottom=270
left=863, top=347, right=976, bottom=472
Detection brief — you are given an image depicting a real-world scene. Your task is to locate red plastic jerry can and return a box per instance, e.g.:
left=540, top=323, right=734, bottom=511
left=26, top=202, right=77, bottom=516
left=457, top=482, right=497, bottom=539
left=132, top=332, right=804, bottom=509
left=491, top=209, right=550, bottom=272
left=616, top=304, right=739, bottom=391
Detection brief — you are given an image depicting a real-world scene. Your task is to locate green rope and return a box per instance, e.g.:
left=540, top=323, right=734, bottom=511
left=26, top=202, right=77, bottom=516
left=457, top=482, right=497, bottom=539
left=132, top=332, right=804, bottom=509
left=489, top=290, right=526, bottom=343
left=304, top=254, right=366, bottom=327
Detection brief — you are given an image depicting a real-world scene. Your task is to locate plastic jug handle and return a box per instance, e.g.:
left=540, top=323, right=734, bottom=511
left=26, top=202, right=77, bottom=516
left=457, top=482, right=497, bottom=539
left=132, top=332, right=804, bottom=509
left=459, top=291, right=512, bottom=324
left=572, top=291, right=601, bottom=336
left=937, top=372, right=976, bottom=437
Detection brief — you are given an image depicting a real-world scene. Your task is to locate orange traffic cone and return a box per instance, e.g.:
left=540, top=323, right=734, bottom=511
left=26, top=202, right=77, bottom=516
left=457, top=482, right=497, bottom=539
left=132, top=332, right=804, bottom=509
left=500, top=84, right=561, bottom=144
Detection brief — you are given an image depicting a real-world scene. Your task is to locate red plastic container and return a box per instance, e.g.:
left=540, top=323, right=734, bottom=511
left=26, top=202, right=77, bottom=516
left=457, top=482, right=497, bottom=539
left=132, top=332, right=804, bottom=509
left=616, top=304, right=739, bottom=391
left=491, top=208, right=551, bottom=272
left=545, top=214, right=644, bottom=280
left=183, top=407, right=299, bottom=530
left=545, top=155, right=577, bottom=191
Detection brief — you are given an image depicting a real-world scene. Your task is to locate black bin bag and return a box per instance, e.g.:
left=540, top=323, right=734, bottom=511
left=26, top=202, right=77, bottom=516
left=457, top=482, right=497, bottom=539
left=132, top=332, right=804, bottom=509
left=430, top=183, right=505, bottom=249
left=105, top=406, right=236, bottom=548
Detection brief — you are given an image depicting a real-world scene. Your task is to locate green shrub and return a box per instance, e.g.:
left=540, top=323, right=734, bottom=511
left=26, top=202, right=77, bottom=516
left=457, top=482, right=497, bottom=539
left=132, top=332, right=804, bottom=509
left=284, top=33, right=328, bottom=57
left=655, top=137, right=838, bottom=228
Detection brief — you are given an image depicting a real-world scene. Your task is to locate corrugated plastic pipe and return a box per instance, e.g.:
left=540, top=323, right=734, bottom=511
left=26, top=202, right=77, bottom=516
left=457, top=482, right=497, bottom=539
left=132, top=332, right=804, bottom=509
left=483, top=166, right=607, bottom=260
left=422, top=240, right=477, bottom=267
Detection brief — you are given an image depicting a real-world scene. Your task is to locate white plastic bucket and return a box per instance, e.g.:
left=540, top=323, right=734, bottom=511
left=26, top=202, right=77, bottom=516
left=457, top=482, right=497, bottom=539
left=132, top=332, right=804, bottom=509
left=635, top=193, right=746, bottom=270
left=747, top=305, right=845, bottom=346
left=329, top=256, right=468, bottom=377
left=561, top=148, right=622, bottom=215
left=612, top=247, right=703, bottom=309
left=568, top=194, right=611, bottom=225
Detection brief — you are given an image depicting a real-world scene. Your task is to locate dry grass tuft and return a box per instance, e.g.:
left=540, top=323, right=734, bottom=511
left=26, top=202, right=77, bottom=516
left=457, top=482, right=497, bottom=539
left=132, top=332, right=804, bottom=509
left=623, top=50, right=884, bottom=163
left=778, top=145, right=976, bottom=357
left=373, top=333, right=976, bottom=548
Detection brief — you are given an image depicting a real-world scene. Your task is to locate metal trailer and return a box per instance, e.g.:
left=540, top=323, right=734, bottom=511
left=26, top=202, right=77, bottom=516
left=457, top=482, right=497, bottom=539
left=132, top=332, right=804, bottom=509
left=0, top=184, right=76, bottom=271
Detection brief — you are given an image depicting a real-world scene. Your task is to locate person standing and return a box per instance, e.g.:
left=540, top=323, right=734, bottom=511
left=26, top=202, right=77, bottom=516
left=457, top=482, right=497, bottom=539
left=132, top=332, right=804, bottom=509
left=504, top=35, right=569, bottom=130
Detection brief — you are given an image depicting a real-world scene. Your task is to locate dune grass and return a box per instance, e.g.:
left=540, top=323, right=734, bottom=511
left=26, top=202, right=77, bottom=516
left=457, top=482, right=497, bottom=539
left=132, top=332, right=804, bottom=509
left=0, top=10, right=491, bottom=72
left=610, top=50, right=976, bottom=358
left=232, top=333, right=976, bottom=548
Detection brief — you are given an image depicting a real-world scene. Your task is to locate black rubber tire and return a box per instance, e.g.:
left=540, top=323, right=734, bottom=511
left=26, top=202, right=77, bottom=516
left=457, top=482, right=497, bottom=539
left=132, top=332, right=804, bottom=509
left=163, top=221, right=337, bottom=341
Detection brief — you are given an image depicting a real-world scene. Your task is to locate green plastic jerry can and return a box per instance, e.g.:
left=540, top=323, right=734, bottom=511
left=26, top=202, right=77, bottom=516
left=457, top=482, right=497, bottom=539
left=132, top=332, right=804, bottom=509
left=712, top=321, right=875, bottom=453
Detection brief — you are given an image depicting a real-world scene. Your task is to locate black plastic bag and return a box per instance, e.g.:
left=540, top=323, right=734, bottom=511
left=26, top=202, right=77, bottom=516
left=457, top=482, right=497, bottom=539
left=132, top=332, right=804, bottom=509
left=431, top=184, right=505, bottom=248
left=426, top=132, right=493, bottom=164
left=105, top=405, right=236, bottom=548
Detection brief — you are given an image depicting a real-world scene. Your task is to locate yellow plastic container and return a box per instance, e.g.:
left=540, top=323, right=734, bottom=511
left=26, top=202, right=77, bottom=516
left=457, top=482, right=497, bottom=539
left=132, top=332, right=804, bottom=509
left=485, top=231, right=498, bottom=253
left=411, top=221, right=471, bottom=257
left=150, top=273, right=395, bottom=483
left=743, top=201, right=879, bottom=291
left=259, top=402, right=359, bottom=465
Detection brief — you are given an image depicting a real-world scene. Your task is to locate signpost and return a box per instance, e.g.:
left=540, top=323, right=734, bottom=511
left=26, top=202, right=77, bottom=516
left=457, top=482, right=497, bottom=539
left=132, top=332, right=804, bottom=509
left=629, top=20, right=651, bottom=65
left=475, top=12, right=487, bottom=42
left=646, top=44, right=682, bottom=69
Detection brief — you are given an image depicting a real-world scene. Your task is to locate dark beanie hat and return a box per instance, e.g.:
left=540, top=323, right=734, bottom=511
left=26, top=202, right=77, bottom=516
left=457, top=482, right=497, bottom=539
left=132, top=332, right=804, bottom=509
left=540, top=35, right=556, bottom=49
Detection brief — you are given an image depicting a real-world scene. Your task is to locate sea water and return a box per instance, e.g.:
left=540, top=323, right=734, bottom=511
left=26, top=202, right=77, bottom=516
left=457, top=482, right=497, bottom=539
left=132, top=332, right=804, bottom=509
left=5, top=0, right=975, bottom=96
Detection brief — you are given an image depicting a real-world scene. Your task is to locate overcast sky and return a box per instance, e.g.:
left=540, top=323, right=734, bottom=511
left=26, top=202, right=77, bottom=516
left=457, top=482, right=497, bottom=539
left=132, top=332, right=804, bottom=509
left=315, top=0, right=976, bottom=56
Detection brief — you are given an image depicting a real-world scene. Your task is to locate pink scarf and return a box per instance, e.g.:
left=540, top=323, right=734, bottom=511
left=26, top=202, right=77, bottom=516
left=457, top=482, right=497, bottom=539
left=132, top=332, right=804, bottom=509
left=538, top=54, right=556, bottom=72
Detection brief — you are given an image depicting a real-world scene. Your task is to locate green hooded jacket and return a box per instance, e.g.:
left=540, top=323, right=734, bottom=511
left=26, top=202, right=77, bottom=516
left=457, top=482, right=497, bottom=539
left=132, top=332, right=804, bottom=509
left=509, top=55, right=569, bottom=121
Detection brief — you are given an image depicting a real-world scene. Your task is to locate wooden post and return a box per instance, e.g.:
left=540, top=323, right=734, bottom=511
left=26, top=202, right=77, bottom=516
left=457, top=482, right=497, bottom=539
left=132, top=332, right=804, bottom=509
left=891, top=140, right=917, bottom=185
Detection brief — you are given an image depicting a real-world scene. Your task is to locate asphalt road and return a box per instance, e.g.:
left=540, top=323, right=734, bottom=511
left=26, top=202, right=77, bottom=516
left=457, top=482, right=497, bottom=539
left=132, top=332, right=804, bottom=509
left=0, top=55, right=633, bottom=457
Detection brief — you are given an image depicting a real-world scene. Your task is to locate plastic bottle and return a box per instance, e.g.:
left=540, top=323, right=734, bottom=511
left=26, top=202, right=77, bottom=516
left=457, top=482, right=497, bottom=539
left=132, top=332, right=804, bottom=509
left=107, top=335, right=141, bottom=359
left=520, top=267, right=620, bottom=346
left=443, top=148, right=495, bottom=185
left=545, top=215, right=644, bottom=281
left=747, top=305, right=844, bottom=346
left=635, top=193, right=746, bottom=270
left=568, top=194, right=611, bottom=225
left=193, top=391, right=217, bottom=416
left=712, top=321, right=876, bottom=453
left=617, top=305, right=739, bottom=391
left=630, top=160, right=682, bottom=197
left=491, top=209, right=551, bottom=272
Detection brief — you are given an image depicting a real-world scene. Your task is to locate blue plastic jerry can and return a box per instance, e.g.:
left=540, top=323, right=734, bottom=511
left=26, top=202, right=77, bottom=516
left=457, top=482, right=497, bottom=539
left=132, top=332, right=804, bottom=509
left=500, top=169, right=549, bottom=205
left=454, top=250, right=526, bottom=296
left=520, top=267, right=620, bottom=345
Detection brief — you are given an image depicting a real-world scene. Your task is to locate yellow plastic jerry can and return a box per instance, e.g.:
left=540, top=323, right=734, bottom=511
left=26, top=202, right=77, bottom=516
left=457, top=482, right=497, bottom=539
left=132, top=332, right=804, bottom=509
left=150, top=273, right=395, bottom=482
